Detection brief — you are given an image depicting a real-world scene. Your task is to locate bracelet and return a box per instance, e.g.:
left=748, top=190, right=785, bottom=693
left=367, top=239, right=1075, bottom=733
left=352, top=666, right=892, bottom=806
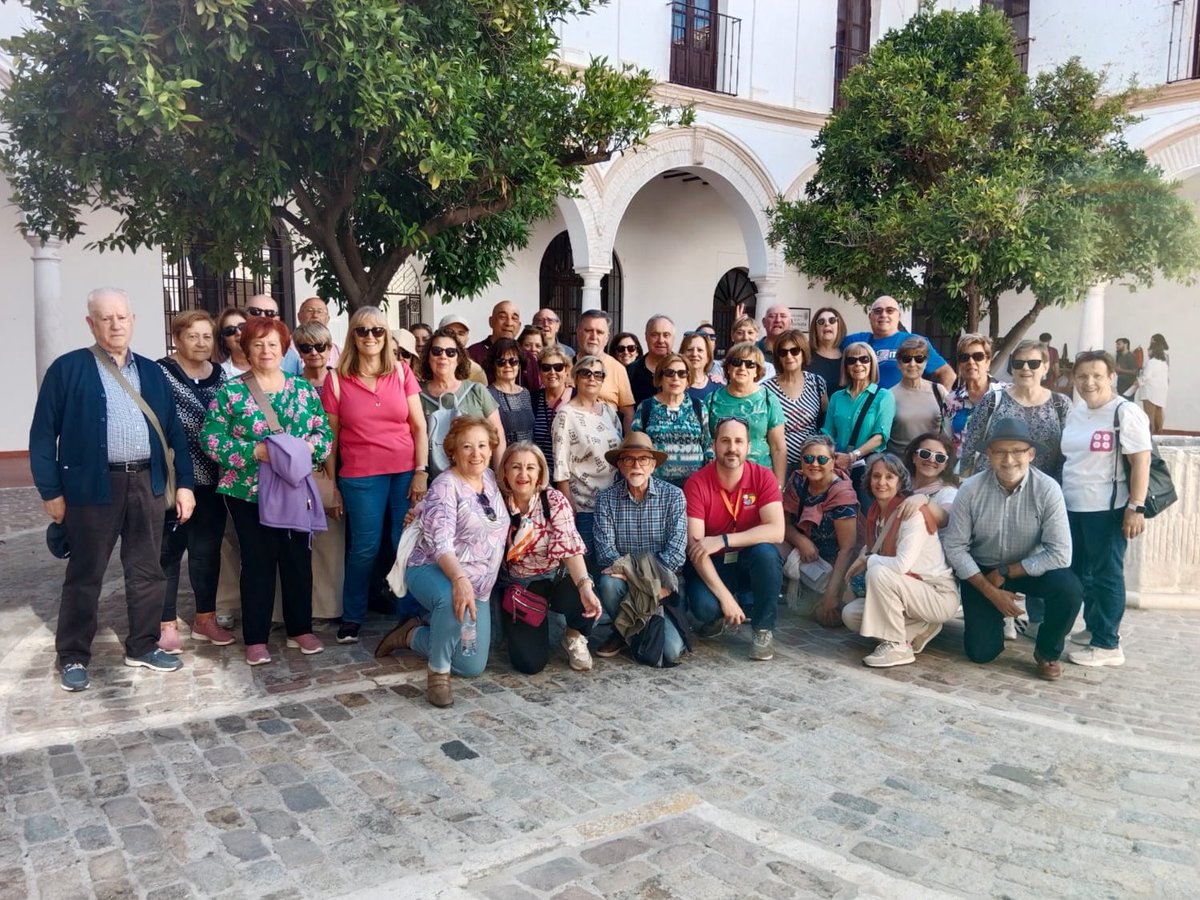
left=722, top=533, right=730, bottom=550
left=454, top=574, right=470, bottom=583
left=414, top=465, right=428, bottom=473
left=575, top=575, right=594, bottom=589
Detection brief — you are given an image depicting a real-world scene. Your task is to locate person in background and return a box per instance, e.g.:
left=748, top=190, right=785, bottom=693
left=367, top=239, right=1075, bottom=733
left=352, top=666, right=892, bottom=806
left=807, top=307, right=847, bottom=399
left=156, top=310, right=231, bottom=652
left=1039, top=333, right=1059, bottom=388
left=693, top=323, right=724, bottom=382
left=468, top=300, right=541, bottom=389
left=1135, top=334, right=1169, bottom=435
left=763, top=329, right=827, bottom=476
left=1062, top=350, right=1152, bottom=668
left=530, top=347, right=573, bottom=477
left=518, top=326, right=545, bottom=358
left=632, top=352, right=710, bottom=487
left=758, top=305, right=793, bottom=357
left=730, top=316, right=776, bottom=379
left=410, top=323, right=433, bottom=356
left=294, top=322, right=334, bottom=390
left=324, top=306, right=428, bottom=644
left=680, top=331, right=722, bottom=401
left=577, top=310, right=635, bottom=429
left=214, top=307, right=250, bottom=378
left=418, top=326, right=504, bottom=479
left=842, top=295, right=955, bottom=390
left=704, top=342, right=787, bottom=489
left=296, top=296, right=341, bottom=367
left=1114, top=338, right=1138, bottom=397
left=608, top=331, right=643, bottom=369
left=436, top=314, right=489, bottom=385
left=943, top=333, right=1005, bottom=464
left=487, top=337, right=535, bottom=446
left=245, top=294, right=303, bottom=376
left=533, top=308, right=575, bottom=358
left=887, top=336, right=948, bottom=456
left=823, top=342, right=896, bottom=504
left=391, top=328, right=419, bottom=368
left=627, top=315, right=677, bottom=405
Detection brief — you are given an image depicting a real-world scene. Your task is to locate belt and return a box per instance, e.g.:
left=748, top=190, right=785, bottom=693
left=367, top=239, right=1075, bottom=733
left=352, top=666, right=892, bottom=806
left=108, top=460, right=151, bottom=472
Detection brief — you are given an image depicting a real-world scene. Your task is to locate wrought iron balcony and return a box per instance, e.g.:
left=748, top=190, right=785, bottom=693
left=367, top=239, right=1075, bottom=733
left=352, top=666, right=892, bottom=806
left=1168, top=0, right=1200, bottom=83
left=831, top=43, right=868, bottom=109
left=668, top=2, right=741, bottom=96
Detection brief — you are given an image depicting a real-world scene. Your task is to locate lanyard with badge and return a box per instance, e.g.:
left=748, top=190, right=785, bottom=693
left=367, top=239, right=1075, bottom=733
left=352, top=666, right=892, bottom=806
left=720, top=486, right=742, bottom=564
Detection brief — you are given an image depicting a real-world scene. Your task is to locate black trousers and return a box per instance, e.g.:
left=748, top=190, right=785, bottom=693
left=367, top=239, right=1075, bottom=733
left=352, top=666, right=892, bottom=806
left=226, top=497, right=313, bottom=645
left=160, top=485, right=227, bottom=621
left=56, top=470, right=165, bottom=667
left=960, top=567, right=1083, bottom=664
left=500, top=575, right=593, bottom=675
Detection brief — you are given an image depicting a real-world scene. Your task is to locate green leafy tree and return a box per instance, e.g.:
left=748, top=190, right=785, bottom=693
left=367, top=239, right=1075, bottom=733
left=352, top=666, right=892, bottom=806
left=767, top=2, right=1199, bottom=356
left=2, top=0, right=688, bottom=310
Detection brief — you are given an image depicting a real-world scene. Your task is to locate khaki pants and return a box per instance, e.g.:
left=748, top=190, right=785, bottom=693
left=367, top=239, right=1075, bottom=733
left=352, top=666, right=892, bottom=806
left=848, top=567, right=959, bottom=644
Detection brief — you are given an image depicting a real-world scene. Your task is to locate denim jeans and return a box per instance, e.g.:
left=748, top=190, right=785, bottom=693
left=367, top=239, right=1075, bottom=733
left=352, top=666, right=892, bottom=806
left=596, top=574, right=685, bottom=663
left=1069, top=509, right=1128, bottom=650
left=685, top=542, right=782, bottom=631
left=160, top=484, right=227, bottom=621
left=960, top=567, right=1082, bottom=663
left=338, top=471, right=414, bottom=625
left=407, top=563, right=490, bottom=676
left=575, top=511, right=595, bottom=559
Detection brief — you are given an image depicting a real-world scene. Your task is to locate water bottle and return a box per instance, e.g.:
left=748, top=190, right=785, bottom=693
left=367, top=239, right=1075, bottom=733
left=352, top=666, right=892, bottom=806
left=460, top=610, right=477, bottom=657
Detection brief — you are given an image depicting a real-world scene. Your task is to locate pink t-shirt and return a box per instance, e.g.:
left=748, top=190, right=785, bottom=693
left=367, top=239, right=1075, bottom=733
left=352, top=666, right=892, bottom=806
left=321, top=365, right=420, bottom=477
left=684, top=461, right=782, bottom=551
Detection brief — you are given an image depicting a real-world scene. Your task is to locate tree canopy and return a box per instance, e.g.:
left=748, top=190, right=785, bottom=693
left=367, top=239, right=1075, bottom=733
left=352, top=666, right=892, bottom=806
left=1, top=0, right=687, bottom=310
left=767, top=2, right=1199, bottom=355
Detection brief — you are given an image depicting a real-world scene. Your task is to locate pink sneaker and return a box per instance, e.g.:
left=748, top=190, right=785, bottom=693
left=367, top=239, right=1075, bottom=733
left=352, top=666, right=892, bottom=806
left=157, top=622, right=183, bottom=655
left=191, top=615, right=236, bottom=646
left=245, top=644, right=272, bottom=666
left=286, top=633, right=324, bottom=655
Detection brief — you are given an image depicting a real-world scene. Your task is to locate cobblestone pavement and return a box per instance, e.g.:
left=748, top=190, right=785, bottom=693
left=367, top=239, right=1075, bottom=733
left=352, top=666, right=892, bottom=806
left=2, top=484, right=1200, bottom=898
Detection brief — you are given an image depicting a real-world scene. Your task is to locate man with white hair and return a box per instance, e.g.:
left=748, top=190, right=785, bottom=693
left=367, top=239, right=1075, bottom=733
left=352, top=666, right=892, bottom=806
left=627, top=314, right=676, bottom=405
left=30, top=288, right=196, bottom=692
left=297, top=296, right=341, bottom=367
left=759, top=304, right=792, bottom=356
left=842, top=295, right=955, bottom=390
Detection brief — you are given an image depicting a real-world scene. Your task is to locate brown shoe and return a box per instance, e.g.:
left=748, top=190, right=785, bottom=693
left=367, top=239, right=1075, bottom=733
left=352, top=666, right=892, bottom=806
left=374, top=617, right=420, bottom=658
left=594, top=633, right=625, bottom=659
left=1034, top=653, right=1062, bottom=681
left=426, top=669, right=453, bottom=708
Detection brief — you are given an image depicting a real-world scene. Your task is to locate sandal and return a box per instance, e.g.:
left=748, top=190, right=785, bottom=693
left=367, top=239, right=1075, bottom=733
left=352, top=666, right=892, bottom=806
left=374, top=617, right=421, bottom=658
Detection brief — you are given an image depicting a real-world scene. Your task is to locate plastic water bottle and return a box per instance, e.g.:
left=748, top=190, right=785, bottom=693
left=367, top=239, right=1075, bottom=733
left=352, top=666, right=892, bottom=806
left=460, top=611, right=477, bottom=657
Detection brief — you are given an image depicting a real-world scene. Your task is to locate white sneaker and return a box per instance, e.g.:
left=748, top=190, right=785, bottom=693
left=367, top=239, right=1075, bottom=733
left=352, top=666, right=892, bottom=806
left=910, top=622, right=942, bottom=654
left=1067, top=645, right=1125, bottom=667
left=1069, top=629, right=1092, bottom=646
left=1003, top=617, right=1017, bottom=640
left=863, top=641, right=915, bottom=668
left=562, top=633, right=593, bottom=672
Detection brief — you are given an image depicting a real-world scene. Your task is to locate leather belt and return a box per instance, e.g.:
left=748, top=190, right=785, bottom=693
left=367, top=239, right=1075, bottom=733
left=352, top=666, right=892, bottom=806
left=108, top=460, right=151, bottom=472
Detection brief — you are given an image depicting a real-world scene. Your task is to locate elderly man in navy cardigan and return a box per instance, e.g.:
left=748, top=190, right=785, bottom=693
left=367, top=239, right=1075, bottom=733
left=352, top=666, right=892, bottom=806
left=29, top=288, right=195, bottom=692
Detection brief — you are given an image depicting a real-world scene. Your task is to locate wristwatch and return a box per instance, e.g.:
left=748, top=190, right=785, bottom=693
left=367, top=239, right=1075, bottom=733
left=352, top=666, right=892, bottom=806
left=1127, top=501, right=1146, bottom=514
left=998, top=564, right=1010, bottom=581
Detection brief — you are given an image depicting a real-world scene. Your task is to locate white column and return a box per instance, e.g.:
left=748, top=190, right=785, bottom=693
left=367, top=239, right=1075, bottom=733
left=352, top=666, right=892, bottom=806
left=1077, top=282, right=1107, bottom=353
left=27, top=233, right=66, bottom=387
left=751, top=274, right=781, bottom=314
left=575, top=265, right=610, bottom=311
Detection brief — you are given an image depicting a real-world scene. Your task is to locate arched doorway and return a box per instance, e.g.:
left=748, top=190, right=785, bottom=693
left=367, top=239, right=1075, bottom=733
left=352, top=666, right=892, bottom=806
left=538, top=230, right=623, bottom=338
left=383, top=261, right=424, bottom=328
left=712, top=267, right=757, bottom=355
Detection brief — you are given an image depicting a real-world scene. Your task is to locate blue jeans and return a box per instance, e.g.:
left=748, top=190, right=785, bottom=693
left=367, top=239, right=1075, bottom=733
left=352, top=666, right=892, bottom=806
left=575, top=511, right=595, bottom=559
left=1069, top=509, right=1128, bottom=650
left=596, top=574, right=685, bottom=663
left=338, top=471, right=413, bottom=625
left=406, top=564, right=490, bottom=676
left=685, top=542, right=781, bottom=631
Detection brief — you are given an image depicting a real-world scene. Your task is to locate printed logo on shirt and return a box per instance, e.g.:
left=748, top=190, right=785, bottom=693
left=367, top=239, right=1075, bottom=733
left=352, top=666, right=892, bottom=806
left=1089, top=430, right=1115, bottom=452
left=743, top=493, right=757, bottom=508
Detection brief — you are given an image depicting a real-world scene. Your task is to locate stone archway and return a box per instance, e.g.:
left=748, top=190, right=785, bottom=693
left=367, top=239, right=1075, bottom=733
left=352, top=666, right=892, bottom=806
left=1145, top=122, right=1200, bottom=180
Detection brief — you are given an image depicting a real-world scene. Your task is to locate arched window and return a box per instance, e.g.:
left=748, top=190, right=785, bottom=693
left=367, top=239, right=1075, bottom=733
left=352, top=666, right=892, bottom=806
left=383, top=261, right=424, bottom=328
left=538, top=231, right=623, bottom=339
left=712, top=267, right=757, bottom=355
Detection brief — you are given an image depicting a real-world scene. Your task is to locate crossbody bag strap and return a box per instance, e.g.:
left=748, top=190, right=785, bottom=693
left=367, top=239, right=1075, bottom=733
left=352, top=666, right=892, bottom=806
left=847, top=385, right=879, bottom=451
left=90, top=345, right=176, bottom=510
left=1109, top=402, right=1124, bottom=510
left=241, top=371, right=284, bottom=434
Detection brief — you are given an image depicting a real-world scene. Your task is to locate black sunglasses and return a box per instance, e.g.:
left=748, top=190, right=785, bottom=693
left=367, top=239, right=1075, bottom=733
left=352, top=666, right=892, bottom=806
left=1011, top=358, right=1043, bottom=370
left=354, top=326, right=387, bottom=339
left=716, top=415, right=749, bottom=430
left=727, top=358, right=757, bottom=369
left=915, top=448, right=949, bottom=464
left=245, top=307, right=278, bottom=318
left=476, top=492, right=497, bottom=522
left=576, top=368, right=605, bottom=380
left=845, top=354, right=872, bottom=366
left=430, top=345, right=459, bottom=357
left=297, top=342, right=328, bottom=354
left=660, top=368, right=689, bottom=379
left=540, top=362, right=566, bottom=373
left=958, top=351, right=988, bottom=363
left=898, top=354, right=927, bottom=364
left=220, top=324, right=244, bottom=338
left=496, top=357, right=521, bottom=367
left=614, top=344, right=638, bottom=353
left=777, top=346, right=804, bottom=358
left=802, top=453, right=832, bottom=465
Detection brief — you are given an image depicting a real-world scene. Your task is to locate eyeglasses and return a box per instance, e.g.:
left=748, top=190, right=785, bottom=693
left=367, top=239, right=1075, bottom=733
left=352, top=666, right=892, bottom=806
left=988, top=448, right=1031, bottom=459
left=533, top=317, right=558, bottom=326
left=576, top=368, right=605, bottom=381
left=870, top=307, right=899, bottom=316
left=777, top=346, right=804, bottom=358
left=845, top=355, right=872, bottom=366
left=297, top=342, right=328, bottom=354
left=1011, top=358, right=1043, bottom=371
left=914, top=448, right=949, bottom=464
left=614, top=344, right=638, bottom=353
left=727, top=358, right=757, bottom=369
left=496, top=357, right=521, bottom=367
left=354, top=326, right=387, bottom=339
left=660, top=368, right=689, bottom=379
left=220, top=324, right=244, bottom=338
left=802, top=454, right=832, bottom=465
left=540, top=362, right=566, bottom=373
left=476, top=492, right=497, bottom=522
left=958, top=351, right=988, bottom=363
left=898, top=354, right=927, bottom=364
left=618, top=456, right=656, bottom=468
left=814, top=316, right=839, bottom=327
left=245, top=307, right=278, bottom=318
left=430, top=345, right=459, bottom=357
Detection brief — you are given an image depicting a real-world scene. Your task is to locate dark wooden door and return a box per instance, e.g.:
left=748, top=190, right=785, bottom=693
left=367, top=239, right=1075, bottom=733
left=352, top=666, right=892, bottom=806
left=670, top=1, right=719, bottom=92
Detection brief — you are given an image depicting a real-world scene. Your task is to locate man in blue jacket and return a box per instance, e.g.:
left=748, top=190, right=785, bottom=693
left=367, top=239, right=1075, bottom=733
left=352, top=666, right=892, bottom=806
left=29, top=288, right=196, bottom=692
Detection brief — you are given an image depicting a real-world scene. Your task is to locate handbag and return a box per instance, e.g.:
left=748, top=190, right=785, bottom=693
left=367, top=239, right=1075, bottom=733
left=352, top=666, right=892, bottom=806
left=313, top=469, right=337, bottom=511
left=385, top=499, right=425, bottom=598
left=501, top=581, right=550, bottom=628
left=1110, top=402, right=1177, bottom=519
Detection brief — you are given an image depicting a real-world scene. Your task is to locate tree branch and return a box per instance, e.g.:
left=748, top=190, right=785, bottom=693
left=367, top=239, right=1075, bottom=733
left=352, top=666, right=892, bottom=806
left=995, top=297, right=1049, bottom=359
left=419, top=197, right=517, bottom=242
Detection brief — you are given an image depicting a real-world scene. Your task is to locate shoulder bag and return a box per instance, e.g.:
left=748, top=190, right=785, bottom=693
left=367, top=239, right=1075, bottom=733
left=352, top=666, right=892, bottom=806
left=1110, top=401, right=1176, bottom=519
left=846, top=385, right=879, bottom=458
left=501, top=492, right=554, bottom=627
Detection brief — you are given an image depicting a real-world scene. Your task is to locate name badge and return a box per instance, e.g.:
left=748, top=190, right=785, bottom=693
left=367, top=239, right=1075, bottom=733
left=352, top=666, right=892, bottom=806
left=723, top=551, right=739, bottom=565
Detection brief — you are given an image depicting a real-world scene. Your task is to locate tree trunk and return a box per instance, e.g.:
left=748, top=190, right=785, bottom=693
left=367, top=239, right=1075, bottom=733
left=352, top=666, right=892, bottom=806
left=987, top=297, right=1000, bottom=343
left=966, top=289, right=981, bottom=333
left=994, top=297, right=1048, bottom=360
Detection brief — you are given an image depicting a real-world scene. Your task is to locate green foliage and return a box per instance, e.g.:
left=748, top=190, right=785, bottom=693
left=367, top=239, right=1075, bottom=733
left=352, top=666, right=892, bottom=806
left=1, top=0, right=686, bottom=309
left=767, top=3, right=1200, bottom=351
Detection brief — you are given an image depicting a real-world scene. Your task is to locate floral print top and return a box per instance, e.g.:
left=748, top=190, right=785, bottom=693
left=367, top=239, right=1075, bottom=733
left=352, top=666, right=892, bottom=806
left=409, top=469, right=507, bottom=599
left=551, top=402, right=623, bottom=513
left=202, top=374, right=333, bottom=503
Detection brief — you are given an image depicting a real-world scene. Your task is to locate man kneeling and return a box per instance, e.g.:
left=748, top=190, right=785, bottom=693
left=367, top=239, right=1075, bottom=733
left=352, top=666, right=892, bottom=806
left=684, top=417, right=784, bottom=661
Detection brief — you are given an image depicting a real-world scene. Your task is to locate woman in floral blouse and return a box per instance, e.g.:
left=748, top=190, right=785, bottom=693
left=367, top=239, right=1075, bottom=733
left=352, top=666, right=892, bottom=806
left=201, top=316, right=333, bottom=667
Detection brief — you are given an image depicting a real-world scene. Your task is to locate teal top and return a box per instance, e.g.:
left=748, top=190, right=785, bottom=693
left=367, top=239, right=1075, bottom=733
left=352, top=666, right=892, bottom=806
left=822, top=383, right=896, bottom=453
left=632, top=396, right=712, bottom=486
left=703, top=386, right=784, bottom=469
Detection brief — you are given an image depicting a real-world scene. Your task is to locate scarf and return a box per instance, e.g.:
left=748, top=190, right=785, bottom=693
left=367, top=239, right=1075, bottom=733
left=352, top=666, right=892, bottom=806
left=866, top=493, right=937, bottom=558
left=506, top=494, right=543, bottom=565
left=795, top=471, right=858, bottom=533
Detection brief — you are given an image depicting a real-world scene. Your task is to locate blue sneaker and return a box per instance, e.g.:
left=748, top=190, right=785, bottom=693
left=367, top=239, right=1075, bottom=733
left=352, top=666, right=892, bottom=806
left=124, top=649, right=183, bottom=672
left=60, top=663, right=90, bottom=692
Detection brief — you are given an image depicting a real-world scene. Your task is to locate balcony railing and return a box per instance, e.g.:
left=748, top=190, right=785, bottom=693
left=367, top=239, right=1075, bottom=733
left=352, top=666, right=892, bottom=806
left=1168, top=0, right=1200, bottom=83
left=831, top=44, right=868, bottom=109
left=668, top=2, right=741, bottom=96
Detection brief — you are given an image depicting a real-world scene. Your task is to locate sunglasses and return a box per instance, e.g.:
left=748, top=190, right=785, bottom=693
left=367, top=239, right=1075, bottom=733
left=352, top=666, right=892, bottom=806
left=1011, top=358, right=1043, bottom=370
left=245, top=307, right=278, bottom=318
left=777, top=346, right=804, bottom=358
left=496, top=357, right=521, bottom=367
left=297, top=342, right=328, bottom=354
left=430, top=345, right=459, bottom=357
left=220, top=324, right=244, bottom=338
left=914, top=448, right=949, bottom=464
left=958, top=351, right=988, bottom=363
left=576, top=369, right=605, bottom=381
left=845, top=355, right=872, bottom=366
left=354, top=326, right=387, bottom=339
left=898, top=354, right=927, bottom=364
left=727, top=358, right=757, bottom=369
left=802, top=454, right=832, bottom=465
left=660, top=368, right=689, bottom=379
left=716, top=415, right=750, bottom=431
left=870, top=307, right=899, bottom=316
left=476, top=492, right=497, bottom=522
left=614, top=344, right=638, bottom=353
left=814, top=316, right=839, bottom=327
left=540, top=362, right=566, bottom=373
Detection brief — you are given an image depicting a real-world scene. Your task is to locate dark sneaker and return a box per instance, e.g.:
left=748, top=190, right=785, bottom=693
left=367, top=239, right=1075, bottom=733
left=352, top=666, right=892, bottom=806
left=697, top=619, right=725, bottom=639
left=336, top=622, right=361, bottom=644
left=594, top=633, right=625, bottom=659
left=60, top=663, right=89, bottom=692
left=124, top=649, right=183, bottom=672
left=750, top=629, right=774, bottom=661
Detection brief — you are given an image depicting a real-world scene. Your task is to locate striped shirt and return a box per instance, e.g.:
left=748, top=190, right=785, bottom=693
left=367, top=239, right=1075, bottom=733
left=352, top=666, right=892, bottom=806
left=763, top=373, right=826, bottom=472
left=95, top=350, right=152, bottom=464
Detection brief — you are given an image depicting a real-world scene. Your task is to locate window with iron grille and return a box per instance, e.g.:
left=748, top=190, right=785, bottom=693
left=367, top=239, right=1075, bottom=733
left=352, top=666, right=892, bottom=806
left=383, top=261, right=424, bottom=328
left=833, top=0, right=871, bottom=109
left=538, top=230, right=623, bottom=340
left=668, top=1, right=742, bottom=96
left=1168, top=0, right=1200, bottom=83
left=982, top=0, right=1031, bottom=73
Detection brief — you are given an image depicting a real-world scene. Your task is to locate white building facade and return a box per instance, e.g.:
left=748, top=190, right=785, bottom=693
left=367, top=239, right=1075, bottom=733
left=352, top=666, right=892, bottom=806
left=2, top=0, right=1199, bottom=453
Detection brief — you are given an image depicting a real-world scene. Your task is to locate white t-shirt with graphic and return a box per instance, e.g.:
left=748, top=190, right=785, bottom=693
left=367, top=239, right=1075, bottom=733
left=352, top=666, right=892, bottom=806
left=1061, top=397, right=1152, bottom=512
